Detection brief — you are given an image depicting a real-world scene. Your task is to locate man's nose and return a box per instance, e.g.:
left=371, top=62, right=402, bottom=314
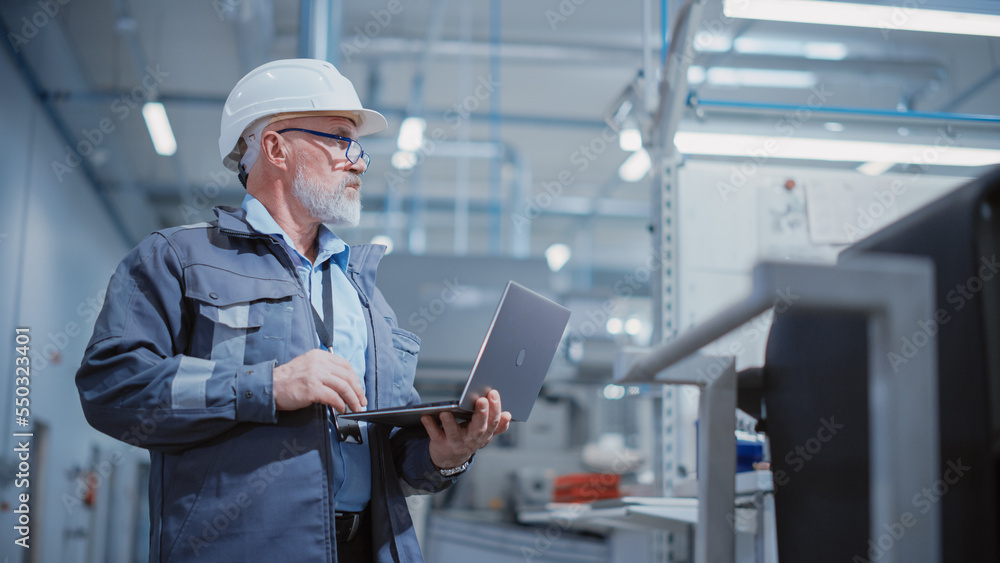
left=347, top=157, right=367, bottom=175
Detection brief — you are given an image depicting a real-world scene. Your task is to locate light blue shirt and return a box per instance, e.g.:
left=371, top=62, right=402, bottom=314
left=242, top=194, right=371, bottom=512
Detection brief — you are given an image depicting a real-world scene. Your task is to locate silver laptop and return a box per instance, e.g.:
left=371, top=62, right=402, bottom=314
left=339, top=281, right=571, bottom=428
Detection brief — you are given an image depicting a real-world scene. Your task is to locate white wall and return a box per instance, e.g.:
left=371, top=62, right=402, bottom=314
left=0, top=46, right=149, bottom=563
left=678, top=160, right=970, bottom=369
left=665, top=161, right=971, bottom=478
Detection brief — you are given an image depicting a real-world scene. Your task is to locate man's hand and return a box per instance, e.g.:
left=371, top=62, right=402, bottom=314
left=421, top=390, right=512, bottom=470
left=273, top=349, right=367, bottom=413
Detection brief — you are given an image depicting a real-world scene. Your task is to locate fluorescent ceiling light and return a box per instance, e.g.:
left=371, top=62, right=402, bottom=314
left=733, top=37, right=848, bottom=60
left=544, top=243, right=572, bottom=272
left=688, top=65, right=707, bottom=85
left=724, top=0, right=1000, bottom=38
left=397, top=117, right=425, bottom=151
left=707, top=67, right=817, bottom=88
left=857, top=162, right=896, bottom=176
left=141, top=102, right=176, bottom=156
left=824, top=122, right=845, bottom=132
left=391, top=150, right=417, bottom=170
left=804, top=41, right=848, bottom=60
left=688, top=65, right=816, bottom=88
left=693, top=31, right=732, bottom=52
left=603, top=384, right=625, bottom=400
left=674, top=132, right=1000, bottom=167
left=619, top=149, right=651, bottom=182
left=619, top=127, right=643, bottom=151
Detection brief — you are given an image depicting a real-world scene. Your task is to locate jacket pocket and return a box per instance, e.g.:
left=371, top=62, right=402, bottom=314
left=161, top=438, right=232, bottom=561
left=184, top=265, right=299, bottom=367
left=389, top=328, right=420, bottom=406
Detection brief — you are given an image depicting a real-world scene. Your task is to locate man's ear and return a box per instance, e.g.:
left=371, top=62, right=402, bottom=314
left=260, top=130, right=289, bottom=171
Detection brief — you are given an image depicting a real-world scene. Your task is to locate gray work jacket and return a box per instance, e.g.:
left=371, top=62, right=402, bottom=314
left=76, top=206, right=455, bottom=562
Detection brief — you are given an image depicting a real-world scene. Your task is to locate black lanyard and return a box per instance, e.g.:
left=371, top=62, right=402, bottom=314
left=311, top=261, right=364, bottom=444
left=310, top=260, right=334, bottom=350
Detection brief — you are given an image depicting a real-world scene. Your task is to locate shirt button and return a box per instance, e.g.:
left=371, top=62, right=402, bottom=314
left=209, top=292, right=219, bottom=300
left=245, top=390, right=253, bottom=399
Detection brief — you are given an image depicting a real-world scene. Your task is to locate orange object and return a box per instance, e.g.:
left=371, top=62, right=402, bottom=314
left=84, top=472, right=99, bottom=507
left=552, top=473, right=621, bottom=503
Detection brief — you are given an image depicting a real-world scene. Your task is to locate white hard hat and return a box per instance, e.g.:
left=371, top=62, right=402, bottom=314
left=219, top=58, right=387, bottom=178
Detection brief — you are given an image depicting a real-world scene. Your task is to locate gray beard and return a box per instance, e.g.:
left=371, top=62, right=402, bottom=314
left=292, top=167, right=362, bottom=227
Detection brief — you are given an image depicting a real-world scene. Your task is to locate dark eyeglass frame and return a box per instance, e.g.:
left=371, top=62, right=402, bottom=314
left=276, top=128, right=371, bottom=173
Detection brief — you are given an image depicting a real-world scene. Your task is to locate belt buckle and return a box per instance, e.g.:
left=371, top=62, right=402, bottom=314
left=336, top=511, right=362, bottom=543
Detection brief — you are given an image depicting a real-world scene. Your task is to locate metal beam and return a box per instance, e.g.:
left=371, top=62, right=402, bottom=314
left=938, top=66, right=1000, bottom=113
left=690, top=97, right=1000, bottom=126
left=335, top=36, right=947, bottom=81
left=488, top=0, right=502, bottom=255
left=221, top=0, right=275, bottom=74
left=297, top=0, right=312, bottom=58
left=50, top=91, right=610, bottom=129
left=401, top=0, right=450, bottom=255
left=141, top=185, right=650, bottom=219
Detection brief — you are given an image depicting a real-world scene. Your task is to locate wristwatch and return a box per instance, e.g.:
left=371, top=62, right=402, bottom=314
left=436, top=459, right=471, bottom=477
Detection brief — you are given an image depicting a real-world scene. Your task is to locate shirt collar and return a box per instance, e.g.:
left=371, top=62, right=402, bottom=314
left=241, top=194, right=351, bottom=273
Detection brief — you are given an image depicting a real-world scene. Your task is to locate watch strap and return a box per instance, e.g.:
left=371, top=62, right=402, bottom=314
left=436, top=459, right=471, bottom=477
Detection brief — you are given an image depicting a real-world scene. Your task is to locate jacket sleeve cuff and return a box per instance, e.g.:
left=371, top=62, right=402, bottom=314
left=235, top=361, right=277, bottom=423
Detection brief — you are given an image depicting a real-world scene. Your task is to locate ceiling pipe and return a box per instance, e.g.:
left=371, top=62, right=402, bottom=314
left=506, top=145, right=532, bottom=258
left=222, top=0, right=275, bottom=74
left=144, top=189, right=648, bottom=220
left=373, top=137, right=533, bottom=257
left=938, top=66, right=1000, bottom=113
left=402, top=0, right=450, bottom=255
left=488, top=0, right=503, bottom=255
left=689, top=96, right=1000, bottom=126
left=297, top=0, right=312, bottom=58
left=49, top=91, right=610, bottom=129
left=327, top=0, right=343, bottom=65
left=454, top=0, right=474, bottom=256
left=338, top=37, right=946, bottom=78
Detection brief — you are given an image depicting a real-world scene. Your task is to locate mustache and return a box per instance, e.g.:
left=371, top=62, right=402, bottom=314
left=342, top=173, right=362, bottom=190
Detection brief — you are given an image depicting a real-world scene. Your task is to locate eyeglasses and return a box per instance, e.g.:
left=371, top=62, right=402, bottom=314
left=276, top=128, right=371, bottom=174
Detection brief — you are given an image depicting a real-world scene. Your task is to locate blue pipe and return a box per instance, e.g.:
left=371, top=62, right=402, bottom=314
left=690, top=97, right=1000, bottom=125
left=661, top=0, right=668, bottom=68
left=297, top=0, right=313, bottom=59
left=489, top=0, right=502, bottom=255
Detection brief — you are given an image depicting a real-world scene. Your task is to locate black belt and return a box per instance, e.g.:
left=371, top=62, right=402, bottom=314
left=335, top=509, right=366, bottom=543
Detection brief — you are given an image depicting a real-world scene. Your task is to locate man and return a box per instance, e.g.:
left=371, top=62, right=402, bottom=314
left=76, top=58, right=510, bottom=562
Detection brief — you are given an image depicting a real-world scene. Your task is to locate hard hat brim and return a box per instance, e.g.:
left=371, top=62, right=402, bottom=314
left=221, top=108, right=387, bottom=172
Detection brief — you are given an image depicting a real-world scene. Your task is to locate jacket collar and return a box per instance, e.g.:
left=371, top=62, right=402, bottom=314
left=347, top=244, right=387, bottom=304
left=215, top=206, right=389, bottom=302
left=214, top=206, right=261, bottom=236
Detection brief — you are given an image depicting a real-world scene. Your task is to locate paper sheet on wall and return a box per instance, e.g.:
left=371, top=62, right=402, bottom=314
left=804, top=180, right=858, bottom=245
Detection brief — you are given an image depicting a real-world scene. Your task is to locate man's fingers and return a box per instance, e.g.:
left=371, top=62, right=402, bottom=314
left=421, top=415, right=445, bottom=441
left=322, top=355, right=367, bottom=408
left=486, top=391, right=502, bottom=434
left=494, top=412, right=512, bottom=436
left=315, top=386, right=347, bottom=414
left=322, top=374, right=365, bottom=412
left=438, top=412, right=465, bottom=442
left=468, top=397, right=490, bottom=438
